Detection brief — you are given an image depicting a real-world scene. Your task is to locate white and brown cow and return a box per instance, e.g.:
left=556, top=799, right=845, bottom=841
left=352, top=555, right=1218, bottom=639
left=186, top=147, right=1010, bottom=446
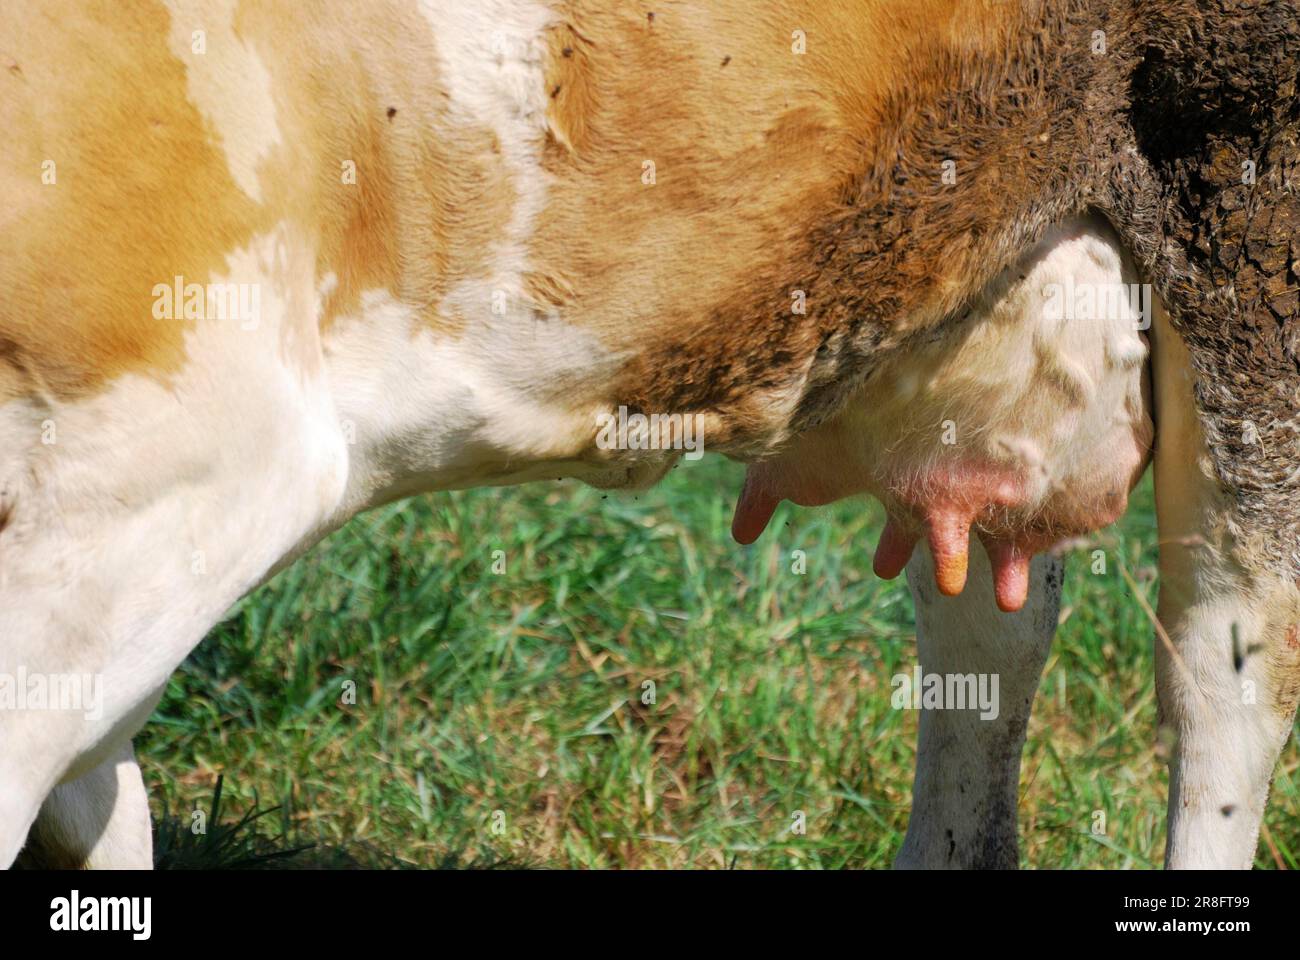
left=1, top=0, right=1297, bottom=869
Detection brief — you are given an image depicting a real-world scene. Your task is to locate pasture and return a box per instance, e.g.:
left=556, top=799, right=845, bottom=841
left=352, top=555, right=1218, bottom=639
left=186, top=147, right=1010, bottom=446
left=139, top=457, right=1300, bottom=869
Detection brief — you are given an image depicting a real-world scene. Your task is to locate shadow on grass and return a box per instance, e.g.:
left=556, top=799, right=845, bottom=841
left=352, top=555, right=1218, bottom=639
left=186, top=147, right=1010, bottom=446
left=152, top=775, right=531, bottom=870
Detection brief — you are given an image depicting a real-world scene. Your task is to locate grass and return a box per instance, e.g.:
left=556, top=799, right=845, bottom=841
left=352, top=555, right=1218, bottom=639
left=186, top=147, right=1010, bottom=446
left=136, top=456, right=1300, bottom=869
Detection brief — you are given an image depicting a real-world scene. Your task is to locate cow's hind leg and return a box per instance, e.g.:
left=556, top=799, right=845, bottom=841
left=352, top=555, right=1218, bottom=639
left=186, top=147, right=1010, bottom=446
left=1120, top=0, right=1300, bottom=869
left=17, top=741, right=153, bottom=869
left=894, top=538, right=1061, bottom=869
left=1151, top=301, right=1300, bottom=869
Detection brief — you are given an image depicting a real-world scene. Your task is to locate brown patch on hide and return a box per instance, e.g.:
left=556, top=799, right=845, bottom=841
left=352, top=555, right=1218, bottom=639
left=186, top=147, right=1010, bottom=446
left=1271, top=622, right=1300, bottom=722
left=3, top=0, right=1297, bottom=582
left=542, top=0, right=1299, bottom=577
left=528, top=0, right=1023, bottom=447
left=0, top=0, right=261, bottom=400
left=1119, top=0, right=1300, bottom=576
left=0, top=0, right=523, bottom=405
left=544, top=21, right=598, bottom=155
left=236, top=0, right=516, bottom=334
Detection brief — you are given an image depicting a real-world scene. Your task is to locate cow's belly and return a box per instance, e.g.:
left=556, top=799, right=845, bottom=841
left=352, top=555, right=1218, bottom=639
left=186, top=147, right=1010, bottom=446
left=733, top=216, right=1153, bottom=611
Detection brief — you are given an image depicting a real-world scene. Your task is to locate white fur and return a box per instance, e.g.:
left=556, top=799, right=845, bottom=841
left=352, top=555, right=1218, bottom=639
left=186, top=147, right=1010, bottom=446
left=0, top=1, right=638, bottom=867
left=162, top=0, right=282, bottom=204
left=321, top=288, right=628, bottom=516
left=27, top=742, right=153, bottom=868
left=0, top=226, right=348, bottom=865
left=745, top=216, right=1152, bottom=522
left=417, top=0, right=553, bottom=324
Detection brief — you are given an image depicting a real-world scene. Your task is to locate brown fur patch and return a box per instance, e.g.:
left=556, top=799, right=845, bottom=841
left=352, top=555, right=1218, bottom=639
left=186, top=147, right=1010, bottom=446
left=1270, top=621, right=1300, bottom=722
left=0, top=0, right=262, bottom=400
left=1121, top=0, right=1300, bottom=577
left=4, top=0, right=1296, bottom=579
left=523, top=0, right=1100, bottom=448
left=524, top=0, right=1299, bottom=578
left=0, top=0, right=522, bottom=399
left=232, top=0, right=519, bottom=332
left=527, top=1, right=1012, bottom=439
left=544, top=21, right=597, bottom=155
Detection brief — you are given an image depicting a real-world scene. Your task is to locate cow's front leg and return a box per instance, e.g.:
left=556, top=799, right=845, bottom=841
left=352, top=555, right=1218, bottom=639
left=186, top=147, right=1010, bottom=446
left=17, top=741, right=153, bottom=869
left=0, top=230, right=354, bottom=868
left=894, top=538, right=1061, bottom=869
left=1152, top=303, right=1300, bottom=869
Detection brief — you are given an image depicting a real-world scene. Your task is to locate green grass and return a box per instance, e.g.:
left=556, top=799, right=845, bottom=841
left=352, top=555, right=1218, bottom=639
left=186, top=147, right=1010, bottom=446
left=136, top=456, right=1300, bottom=869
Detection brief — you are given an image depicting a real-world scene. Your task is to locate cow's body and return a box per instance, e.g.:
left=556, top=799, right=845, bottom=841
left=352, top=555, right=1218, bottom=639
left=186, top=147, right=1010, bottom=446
left=1, top=0, right=1297, bottom=869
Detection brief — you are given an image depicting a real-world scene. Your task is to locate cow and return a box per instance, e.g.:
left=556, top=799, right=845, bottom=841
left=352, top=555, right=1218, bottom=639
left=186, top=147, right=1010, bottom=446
left=1, top=0, right=1296, bottom=869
